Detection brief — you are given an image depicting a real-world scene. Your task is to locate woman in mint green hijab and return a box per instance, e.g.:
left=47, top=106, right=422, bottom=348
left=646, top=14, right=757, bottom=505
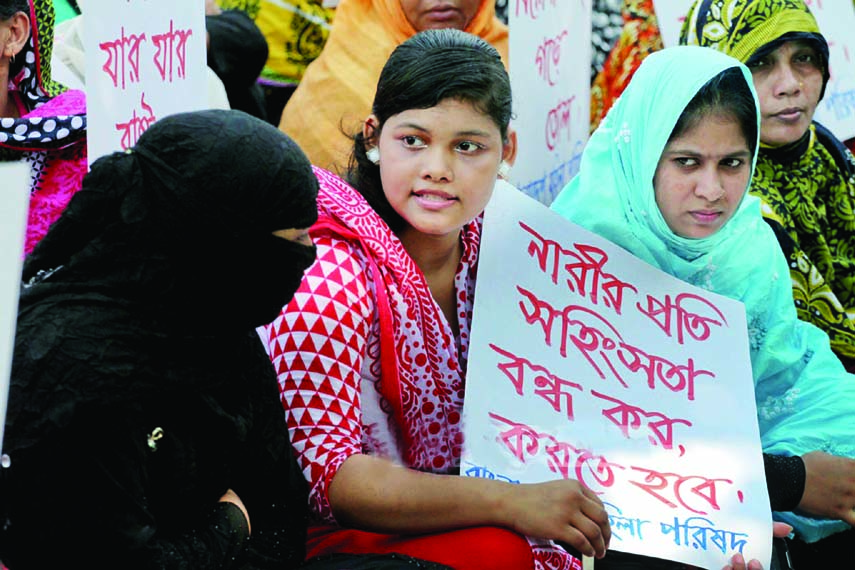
left=552, top=45, right=855, bottom=568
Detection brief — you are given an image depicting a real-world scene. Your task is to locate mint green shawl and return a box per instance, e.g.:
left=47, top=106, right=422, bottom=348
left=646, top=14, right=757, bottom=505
left=552, top=46, right=855, bottom=542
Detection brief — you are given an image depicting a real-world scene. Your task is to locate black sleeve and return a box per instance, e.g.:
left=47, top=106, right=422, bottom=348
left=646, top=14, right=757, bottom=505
left=813, top=121, right=855, bottom=179
left=229, top=344, right=309, bottom=569
left=0, top=415, right=251, bottom=570
left=764, top=453, right=806, bottom=512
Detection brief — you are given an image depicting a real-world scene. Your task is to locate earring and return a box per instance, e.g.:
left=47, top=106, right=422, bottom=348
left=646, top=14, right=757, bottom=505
left=497, top=160, right=511, bottom=180
left=366, top=147, right=380, bottom=165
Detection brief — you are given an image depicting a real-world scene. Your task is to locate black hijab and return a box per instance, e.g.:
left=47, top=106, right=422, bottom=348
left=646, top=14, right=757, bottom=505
left=22, top=108, right=318, bottom=329
left=7, top=109, right=318, bottom=453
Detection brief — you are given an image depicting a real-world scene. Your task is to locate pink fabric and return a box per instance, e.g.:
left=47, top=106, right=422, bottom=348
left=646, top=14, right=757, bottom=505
left=262, top=168, right=582, bottom=569
left=27, top=89, right=86, bottom=118
left=20, top=90, right=88, bottom=255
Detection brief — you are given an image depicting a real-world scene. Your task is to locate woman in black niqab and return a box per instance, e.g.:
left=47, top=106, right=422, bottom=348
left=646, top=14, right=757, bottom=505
left=1, top=109, right=318, bottom=570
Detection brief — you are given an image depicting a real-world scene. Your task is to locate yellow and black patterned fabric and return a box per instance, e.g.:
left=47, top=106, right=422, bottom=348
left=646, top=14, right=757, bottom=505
left=218, top=0, right=333, bottom=86
left=255, top=0, right=333, bottom=86
left=217, top=0, right=261, bottom=18
left=754, top=125, right=855, bottom=364
left=681, top=0, right=855, bottom=367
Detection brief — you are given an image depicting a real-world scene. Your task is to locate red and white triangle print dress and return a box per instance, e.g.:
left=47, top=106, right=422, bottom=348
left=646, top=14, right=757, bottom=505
left=260, top=168, right=582, bottom=570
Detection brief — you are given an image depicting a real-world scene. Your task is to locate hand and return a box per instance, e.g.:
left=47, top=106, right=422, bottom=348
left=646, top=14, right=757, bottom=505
left=721, top=522, right=791, bottom=570
left=723, top=553, right=763, bottom=570
left=502, top=479, right=610, bottom=559
left=219, top=488, right=251, bottom=534
left=798, top=451, right=855, bottom=524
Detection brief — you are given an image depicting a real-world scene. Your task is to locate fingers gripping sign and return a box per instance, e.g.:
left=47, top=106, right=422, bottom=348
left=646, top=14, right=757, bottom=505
left=504, top=479, right=611, bottom=559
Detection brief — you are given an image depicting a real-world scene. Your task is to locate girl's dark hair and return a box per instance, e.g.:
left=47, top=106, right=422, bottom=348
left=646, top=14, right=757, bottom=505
left=0, top=0, right=28, bottom=19
left=346, top=28, right=512, bottom=234
left=669, top=66, right=758, bottom=158
left=1, top=0, right=31, bottom=79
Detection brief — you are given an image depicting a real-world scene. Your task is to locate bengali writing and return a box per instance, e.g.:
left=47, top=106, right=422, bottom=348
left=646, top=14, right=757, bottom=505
left=99, top=26, right=146, bottom=90
left=636, top=292, right=727, bottom=346
left=100, top=20, right=193, bottom=90
left=462, top=137, right=773, bottom=559
left=822, top=88, right=855, bottom=121
left=592, top=390, right=691, bottom=456
left=152, top=20, right=194, bottom=83
left=458, top=470, right=751, bottom=555
left=459, top=463, right=752, bottom=555
left=488, top=412, right=739, bottom=516
left=520, top=223, right=637, bottom=315
left=515, top=0, right=558, bottom=20
left=490, top=343, right=583, bottom=421
left=115, top=92, right=156, bottom=150
left=520, top=142, right=583, bottom=203
left=605, top=503, right=749, bottom=554
left=519, top=223, right=729, bottom=346
left=534, top=30, right=568, bottom=87
left=469, top=215, right=754, bottom=545
left=462, top=461, right=520, bottom=484
left=545, top=96, right=576, bottom=151
left=515, top=287, right=714, bottom=399
left=660, top=515, right=749, bottom=555
left=98, top=18, right=193, bottom=148
left=490, top=343, right=693, bottom=455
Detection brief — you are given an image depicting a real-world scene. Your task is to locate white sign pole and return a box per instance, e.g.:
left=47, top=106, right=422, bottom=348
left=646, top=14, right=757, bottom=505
left=0, top=162, right=32, bottom=454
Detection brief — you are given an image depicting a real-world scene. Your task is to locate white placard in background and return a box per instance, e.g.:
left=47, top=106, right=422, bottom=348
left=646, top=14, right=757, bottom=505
left=509, top=0, right=592, bottom=205
left=0, top=162, right=31, bottom=453
left=655, top=0, right=855, bottom=141
left=461, top=181, right=772, bottom=569
left=84, top=0, right=208, bottom=164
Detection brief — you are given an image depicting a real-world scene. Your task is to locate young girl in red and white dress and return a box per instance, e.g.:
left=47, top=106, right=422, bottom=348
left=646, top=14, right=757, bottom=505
left=261, top=28, right=611, bottom=570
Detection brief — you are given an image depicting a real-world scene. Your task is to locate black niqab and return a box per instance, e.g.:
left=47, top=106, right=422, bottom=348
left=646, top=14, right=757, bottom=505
left=2, top=110, right=317, bottom=569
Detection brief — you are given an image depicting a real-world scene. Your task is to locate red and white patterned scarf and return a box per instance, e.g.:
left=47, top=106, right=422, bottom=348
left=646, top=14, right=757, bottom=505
left=311, top=166, right=480, bottom=471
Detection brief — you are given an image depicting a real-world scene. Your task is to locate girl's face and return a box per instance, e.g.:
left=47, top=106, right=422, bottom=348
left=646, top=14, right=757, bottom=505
left=370, top=98, right=511, bottom=240
left=748, top=40, right=823, bottom=147
left=653, top=112, right=752, bottom=239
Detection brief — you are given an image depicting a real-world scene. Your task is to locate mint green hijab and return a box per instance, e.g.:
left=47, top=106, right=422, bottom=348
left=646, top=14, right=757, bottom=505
left=552, top=45, right=855, bottom=542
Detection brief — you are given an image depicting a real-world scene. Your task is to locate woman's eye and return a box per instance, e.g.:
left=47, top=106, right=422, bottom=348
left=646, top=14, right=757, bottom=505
left=723, top=158, right=744, bottom=168
left=747, top=58, right=769, bottom=69
left=457, top=141, right=483, bottom=152
left=794, top=53, right=816, bottom=65
left=675, top=157, right=698, bottom=167
left=402, top=135, right=425, bottom=147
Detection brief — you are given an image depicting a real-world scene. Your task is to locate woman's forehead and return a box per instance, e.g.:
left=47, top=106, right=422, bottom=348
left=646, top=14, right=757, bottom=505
left=767, top=38, right=819, bottom=54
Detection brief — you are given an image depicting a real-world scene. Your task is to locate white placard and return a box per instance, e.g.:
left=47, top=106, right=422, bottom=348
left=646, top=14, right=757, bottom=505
left=461, top=182, right=772, bottom=569
left=84, top=0, right=208, bottom=164
left=655, top=0, right=855, bottom=141
left=509, top=0, right=591, bottom=205
left=0, top=162, right=31, bottom=453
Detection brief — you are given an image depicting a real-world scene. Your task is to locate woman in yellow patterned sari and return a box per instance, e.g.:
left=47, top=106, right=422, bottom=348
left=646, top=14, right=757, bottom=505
left=680, top=0, right=855, bottom=378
